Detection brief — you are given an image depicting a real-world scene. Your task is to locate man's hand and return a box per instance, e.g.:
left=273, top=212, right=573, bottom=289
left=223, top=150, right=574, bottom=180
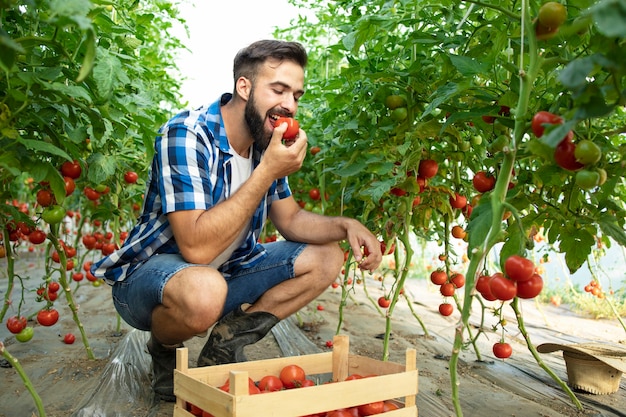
left=345, top=220, right=383, bottom=272
left=260, top=122, right=307, bottom=180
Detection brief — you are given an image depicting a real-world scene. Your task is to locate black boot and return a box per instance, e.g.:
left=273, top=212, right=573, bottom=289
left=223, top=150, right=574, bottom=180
left=197, top=306, right=279, bottom=367
left=146, top=334, right=183, bottom=402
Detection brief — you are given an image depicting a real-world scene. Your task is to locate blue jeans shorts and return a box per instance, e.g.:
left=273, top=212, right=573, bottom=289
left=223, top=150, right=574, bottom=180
left=111, top=241, right=307, bottom=331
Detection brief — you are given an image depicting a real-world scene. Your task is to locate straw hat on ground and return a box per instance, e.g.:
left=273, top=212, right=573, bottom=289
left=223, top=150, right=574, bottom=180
left=537, top=342, right=626, bottom=395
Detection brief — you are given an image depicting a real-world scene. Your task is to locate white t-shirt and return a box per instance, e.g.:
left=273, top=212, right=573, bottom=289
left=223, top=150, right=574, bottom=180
left=209, top=147, right=253, bottom=268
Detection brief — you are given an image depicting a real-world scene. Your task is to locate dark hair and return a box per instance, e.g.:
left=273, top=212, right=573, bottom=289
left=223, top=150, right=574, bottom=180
left=233, top=40, right=308, bottom=83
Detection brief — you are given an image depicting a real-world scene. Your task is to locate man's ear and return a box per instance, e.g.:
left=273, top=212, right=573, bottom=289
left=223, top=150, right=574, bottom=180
left=236, top=77, right=252, bottom=101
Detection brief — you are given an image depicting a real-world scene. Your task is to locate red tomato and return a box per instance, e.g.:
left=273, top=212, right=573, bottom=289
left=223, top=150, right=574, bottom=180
left=377, top=296, right=391, bottom=308
left=48, top=281, right=60, bottom=293
left=439, top=303, right=454, bottom=316
left=83, top=186, right=101, bottom=201
left=430, top=270, right=448, bottom=285
left=390, top=187, right=407, bottom=197
left=531, top=111, right=562, bottom=137
left=554, top=132, right=584, bottom=171
left=300, top=378, right=316, bottom=387
left=345, top=374, right=363, bottom=381
left=258, top=375, right=283, bottom=392
left=279, top=364, right=306, bottom=389
left=36, top=189, right=54, bottom=207
left=275, top=116, right=299, bottom=139
left=450, top=273, right=465, bottom=289
left=37, top=308, right=60, bottom=327
left=309, top=188, right=321, bottom=201
left=82, top=234, right=97, bottom=250
left=440, top=282, right=455, bottom=297
left=472, top=171, right=496, bottom=193
left=504, top=255, right=535, bottom=282
left=493, top=342, right=513, bottom=359
left=6, top=315, right=28, bottom=334
left=64, top=176, right=76, bottom=196
left=60, top=160, right=82, bottom=179
left=28, top=229, right=47, bottom=245
left=489, top=273, right=517, bottom=301
left=72, top=272, right=84, bottom=282
left=358, top=401, right=385, bottom=416
left=418, top=159, right=438, bottom=179
left=516, top=273, right=544, bottom=299
left=63, top=333, right=76, bottom=344
left=449, top=192, right=467, bottom=209
left=383, top=401, right=400, bottom=411
left=124, top=171, right=139, bottom=184
left=326, top=411, right=354, bottom=417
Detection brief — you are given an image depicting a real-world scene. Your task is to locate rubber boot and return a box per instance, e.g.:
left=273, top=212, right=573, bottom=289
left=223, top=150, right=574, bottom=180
left=197, top=306, right=279, bottom=367
left=146, top=334, right=183, bottom=402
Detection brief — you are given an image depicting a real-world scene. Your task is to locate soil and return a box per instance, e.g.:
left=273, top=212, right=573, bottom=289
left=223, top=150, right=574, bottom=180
left=1, top=252, right=625, bottom=417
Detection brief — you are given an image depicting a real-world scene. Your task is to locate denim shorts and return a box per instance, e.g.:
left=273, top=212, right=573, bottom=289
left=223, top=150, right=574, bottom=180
left=111, top=241, right=307, bottom=331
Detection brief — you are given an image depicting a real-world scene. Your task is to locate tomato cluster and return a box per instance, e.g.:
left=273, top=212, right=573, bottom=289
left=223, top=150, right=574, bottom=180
left=532, top=110, right=606, bottom=190
left=475, top=255, right=544, bottom=302
left=583, top=280, right=605, bottom=299
left=186, top=365, right=399, bottom=417
left=430, top=269, right=465, bottom=316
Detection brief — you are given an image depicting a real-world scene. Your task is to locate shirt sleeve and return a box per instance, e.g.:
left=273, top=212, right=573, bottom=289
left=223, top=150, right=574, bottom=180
left=156, top=117, right=216, bottom=214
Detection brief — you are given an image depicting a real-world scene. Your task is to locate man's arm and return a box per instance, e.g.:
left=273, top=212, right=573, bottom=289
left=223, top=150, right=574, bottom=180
left=269, top=197, right=383, bottom=271
left=168, top=124, right=308, bottom=264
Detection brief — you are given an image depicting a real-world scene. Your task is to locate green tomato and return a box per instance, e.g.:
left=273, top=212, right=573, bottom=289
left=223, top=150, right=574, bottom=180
left=575, top=170, right=600, bottom=190
left=471, top=135, right=483, bottom=146
left=41, top=205, right=66, bottom=224
left=390, top=107, right=407, bottom=122
left=574, top=139, right=602, bottom=165
left=596, top=167, right=607, bottom=185
left=384, top=95, right=406, bottom=110
left=16, top=326, right=34, bottom=343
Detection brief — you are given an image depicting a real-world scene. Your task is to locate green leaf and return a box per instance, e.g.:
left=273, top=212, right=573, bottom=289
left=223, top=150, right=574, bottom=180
left=466, top=199, right=493, bottom=253
left=18, top=138, right=72, bottom=160
left=598, top=214, right=626, bottom=246
left=86, top=152, right=118, bottom=184
left=447, top=54, right=489, bottom=77
left=421, top=82, right=461, bottom=119
left=589, top=0, right=626, bottom=38
left=559, top=228, right=595, bottom=273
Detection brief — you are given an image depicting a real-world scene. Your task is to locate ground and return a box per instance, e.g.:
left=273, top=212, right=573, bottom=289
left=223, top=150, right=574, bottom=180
left=1, top=252, right=625, bottom=417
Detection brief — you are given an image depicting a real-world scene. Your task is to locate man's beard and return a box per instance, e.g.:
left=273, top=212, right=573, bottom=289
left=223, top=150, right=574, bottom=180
left=244, top=89, right=272, bottom=151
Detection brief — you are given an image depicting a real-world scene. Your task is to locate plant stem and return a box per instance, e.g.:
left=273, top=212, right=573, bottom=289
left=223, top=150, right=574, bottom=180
left=47, top=227, right=95, bottom=360
left=0, top=232, right=15, bottom=322
left=510, top=298, right=583, bottom=410
left=0, top=342, right=47, bottom=417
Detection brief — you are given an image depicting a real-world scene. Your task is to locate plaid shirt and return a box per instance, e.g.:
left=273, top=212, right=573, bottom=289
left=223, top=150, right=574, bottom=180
left=92, top=94, right=291, bottom=284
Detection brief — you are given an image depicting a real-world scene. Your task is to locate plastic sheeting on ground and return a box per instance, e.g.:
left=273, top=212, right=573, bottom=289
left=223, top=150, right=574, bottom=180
left=70, top=329, right=159, bottom=417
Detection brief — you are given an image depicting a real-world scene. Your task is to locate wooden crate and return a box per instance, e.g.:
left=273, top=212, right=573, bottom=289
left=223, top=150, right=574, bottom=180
left=173, top=335, right=418, bottom=417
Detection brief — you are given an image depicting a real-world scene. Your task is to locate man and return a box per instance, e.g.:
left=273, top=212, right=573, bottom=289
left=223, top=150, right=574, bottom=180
left=91, top=39, right=382, bottom=401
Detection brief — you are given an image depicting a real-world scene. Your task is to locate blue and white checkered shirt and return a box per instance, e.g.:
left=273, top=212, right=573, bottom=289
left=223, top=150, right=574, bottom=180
left=92, top=94, right=292, bottom=284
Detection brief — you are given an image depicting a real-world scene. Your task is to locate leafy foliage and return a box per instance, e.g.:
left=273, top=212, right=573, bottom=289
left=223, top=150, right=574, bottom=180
left=280, top=0, right=626, bottom=274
